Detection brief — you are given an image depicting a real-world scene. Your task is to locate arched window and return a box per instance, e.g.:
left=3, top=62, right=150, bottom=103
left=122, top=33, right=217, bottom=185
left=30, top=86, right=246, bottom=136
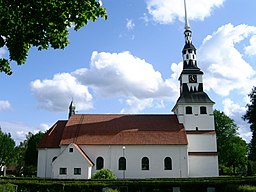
left=96, top=157, right=104, bottom=170
left=141, top=157, right=149, bottom=170
left=52, top=156, right=57, bottom=162
left=200, top=106, right=207, bottom=114
left=186, top=106, right=192, bottom=114
left=164, top=157, right=172, bottom=170
left=119, top=157, right=126, bottom=170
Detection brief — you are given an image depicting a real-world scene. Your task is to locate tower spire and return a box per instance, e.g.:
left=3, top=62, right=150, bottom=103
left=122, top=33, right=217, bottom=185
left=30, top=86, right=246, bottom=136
left=182, top=0, right=198, bottom=69
left=184, top=0, right=190, bottom=30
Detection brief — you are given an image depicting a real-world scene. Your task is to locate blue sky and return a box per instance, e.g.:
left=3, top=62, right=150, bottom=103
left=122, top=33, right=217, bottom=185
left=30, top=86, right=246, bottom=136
left=1, top=0, right=256, bottom=144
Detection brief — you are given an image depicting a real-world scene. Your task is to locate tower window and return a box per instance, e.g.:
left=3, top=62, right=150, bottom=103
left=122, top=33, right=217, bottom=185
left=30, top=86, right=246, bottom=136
left=69, top=148, right=73, bottom=152
left=141, top=157, right=149, bottom=170
left=96, top=157, right=104, bottom=170
left=186, top=106, right=192, bottom=114
left=164, top=157, right=172, bottom=170
left=119, top=157, right=126, bottom=170
left=200, top=106, right=207, bottom=114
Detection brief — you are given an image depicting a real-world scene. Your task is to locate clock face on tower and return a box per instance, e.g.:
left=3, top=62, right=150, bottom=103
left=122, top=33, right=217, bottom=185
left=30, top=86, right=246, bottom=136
left=189, top=74, right=197, bottom=83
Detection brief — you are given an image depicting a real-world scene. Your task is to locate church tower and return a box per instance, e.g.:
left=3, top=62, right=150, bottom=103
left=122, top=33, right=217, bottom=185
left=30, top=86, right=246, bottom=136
left=172, top=0, right=219, bottom=177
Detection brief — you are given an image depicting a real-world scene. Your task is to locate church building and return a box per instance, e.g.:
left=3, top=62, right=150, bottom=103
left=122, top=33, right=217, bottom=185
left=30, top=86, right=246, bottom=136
left=37, top=0, right=219, bottom=179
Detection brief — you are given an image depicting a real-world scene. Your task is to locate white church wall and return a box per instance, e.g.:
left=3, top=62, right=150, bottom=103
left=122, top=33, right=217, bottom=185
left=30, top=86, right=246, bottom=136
left=175, top=105, right=214, bottom=130
left=187, top=134, right=217, bottom=152
left=184, top=115, right=214, bottom=130
left=181, top=105, right=214, bottom=131
left=52, top=144, right=92, bottom=179
left=188, top=155, right=219, bottom=177
left=37, top=148, right=61, bottom=178
left=81, top=145, right=188, bottom=179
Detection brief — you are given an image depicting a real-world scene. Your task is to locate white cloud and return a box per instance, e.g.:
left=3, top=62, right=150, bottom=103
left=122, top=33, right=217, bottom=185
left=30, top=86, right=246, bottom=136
left=141, top=13, right=150, bottom=24
left=32, top=23, right=256, bottom=115
left=0, top=47, right=6, bottom=58
left=73, top=51, right=178, bottom=99
left=31, top=51, right=179, bottom=113
left=145, top=0, right=225, bottom=24
left=126, top=19, right=135, bottom=30
left=197, top=24, right=256, bottom=142
left=72, top=51, right=179, bottom=113
left=0, top=100, right=11, bottom=111
left=170, top=61, right=183, bottom=80
left=120, top=97, right=168, bottom=114
left=38, top=123, right=50, bottom=132
left=31, top=73, right=93, bottom=112
left=238, top=124, right=252, bottom=143
left=223, top=98, right=246, bottom=118
left=222, top=98, right=251, bottom=143
left=198, top=23, right=256, bottom=96
left=245, top=35, right=256, bottom=56
left=0, top=36, right=6, bottom=57
left=121, top=97, right=154, bottom=113
left=0, top=121, right=50, bottom=145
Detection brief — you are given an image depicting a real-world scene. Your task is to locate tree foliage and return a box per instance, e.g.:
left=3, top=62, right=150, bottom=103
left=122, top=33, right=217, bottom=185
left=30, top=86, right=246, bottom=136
left=24, top=132, right=44, bottom=167
left=243, top=86, right=256, bottom=161
left=92, top=168, right=117, bottom=180
left=214, top=110, right=247, bottom=175
left=0, top=0, right=107, bottom=75
left=0, top=128, right=15, bottom=167
left=23, top=132, right=44, bottom=176
left=12, top=132, right=44, bottom=176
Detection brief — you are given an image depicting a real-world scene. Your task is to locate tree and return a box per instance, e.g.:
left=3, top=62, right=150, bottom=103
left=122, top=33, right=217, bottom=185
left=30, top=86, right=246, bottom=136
left=12, top=132, right=44, bottom=176
left=0, top=128, right=15, bottom=171
left=214, top=110, right=247, bottom=175
left=243, top=86, right=256, bottom=161
left=23, top=132, right=44, bottom=176
left=223, top=136, right=247, bottom=174
left=0, top=0, right=107, bottom=75
left=11, top=144, right=26, bottom=176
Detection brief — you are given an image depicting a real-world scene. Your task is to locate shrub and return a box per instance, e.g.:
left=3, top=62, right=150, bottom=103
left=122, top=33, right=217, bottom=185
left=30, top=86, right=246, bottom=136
left=238, top=185, right=256, bottom=192
left=0, top=183, right=16, bottom=192
left=102, top=187, right=120, bottom=192
left=92, top=169, right=117, bottom=180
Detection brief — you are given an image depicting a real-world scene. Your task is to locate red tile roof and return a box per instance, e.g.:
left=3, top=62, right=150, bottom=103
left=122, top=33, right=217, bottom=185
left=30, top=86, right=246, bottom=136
left=38, top=114, right=188, bottom=148
left=38, top=120, right=67, bottom=148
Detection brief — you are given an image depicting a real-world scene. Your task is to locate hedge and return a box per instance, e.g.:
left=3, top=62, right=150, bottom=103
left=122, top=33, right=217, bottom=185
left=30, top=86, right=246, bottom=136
left=0, top=183, right=16, bottom=192
left=0, top=176, right=256, bottom=192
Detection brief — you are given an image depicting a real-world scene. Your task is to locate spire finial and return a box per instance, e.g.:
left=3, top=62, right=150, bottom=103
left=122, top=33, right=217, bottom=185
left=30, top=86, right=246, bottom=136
left=184, top=0, right=190, bottom=30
